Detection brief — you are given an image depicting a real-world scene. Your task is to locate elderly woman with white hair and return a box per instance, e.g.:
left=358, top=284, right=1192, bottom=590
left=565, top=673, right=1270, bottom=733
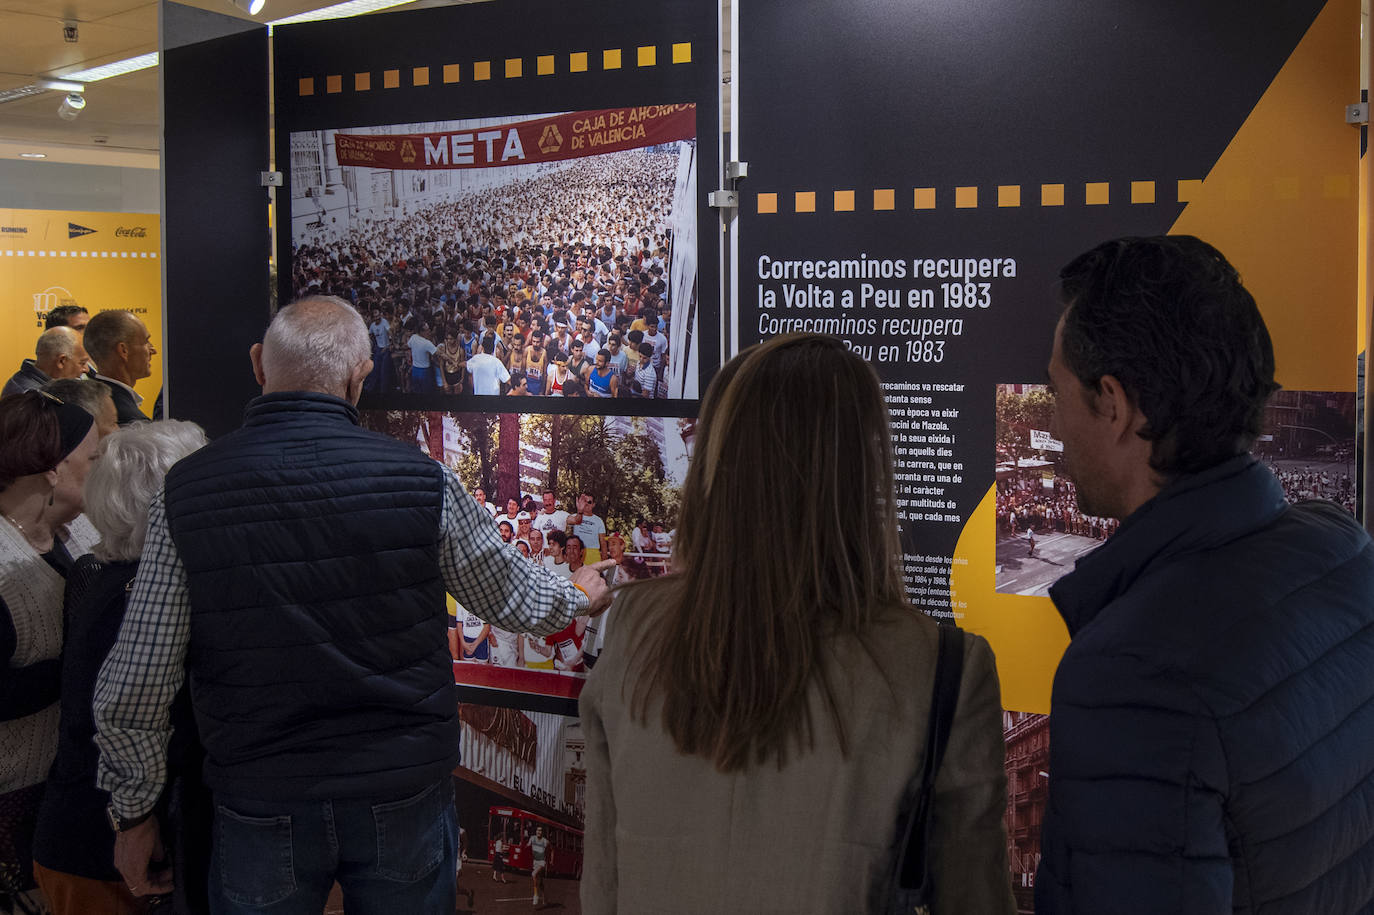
left=31, top=420, right=206, bottom=915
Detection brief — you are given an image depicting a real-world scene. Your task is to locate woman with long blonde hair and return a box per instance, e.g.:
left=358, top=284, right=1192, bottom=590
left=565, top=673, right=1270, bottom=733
left=579, top=334, right=1013, bottom=913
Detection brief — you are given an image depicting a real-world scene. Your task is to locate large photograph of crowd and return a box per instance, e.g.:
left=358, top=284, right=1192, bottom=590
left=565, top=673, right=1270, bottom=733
left=360, top=409, right=693, bottom=698
left=287, top=106, right=701, bottom=402
left=993, top=384, right=1355, bottom=597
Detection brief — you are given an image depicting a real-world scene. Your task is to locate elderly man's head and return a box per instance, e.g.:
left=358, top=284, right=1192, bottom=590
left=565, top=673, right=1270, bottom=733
left=251, top=296, right=372, bottom=401
left=84, top=310, right=155, bottom=385
left=34, top=326, right=89, bottom=380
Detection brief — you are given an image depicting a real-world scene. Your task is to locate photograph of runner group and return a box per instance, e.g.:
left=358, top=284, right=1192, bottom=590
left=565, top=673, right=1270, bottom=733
left=993, top=384, right=1357, bottom=597
left=360, top=408, right=693, bottom=699
left=287, top=105, right=701, bottom=400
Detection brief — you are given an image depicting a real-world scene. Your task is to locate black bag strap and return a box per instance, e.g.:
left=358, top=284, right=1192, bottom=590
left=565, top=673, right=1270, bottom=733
left=891, top=623, right=966, bottom=906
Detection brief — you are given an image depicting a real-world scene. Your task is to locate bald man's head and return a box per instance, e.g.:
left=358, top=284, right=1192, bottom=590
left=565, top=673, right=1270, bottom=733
left=252, top=296, right=371, bottom=400
left=34, top=326, right=90, bottom=380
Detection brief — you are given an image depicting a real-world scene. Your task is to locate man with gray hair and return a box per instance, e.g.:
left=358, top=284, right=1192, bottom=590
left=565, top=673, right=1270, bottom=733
left=83, top=310, right=156, bottom=426
left=93, top=296, right=609, bottom=912
left=2, top=326, right=89, bottom=397
left=42, top=378, right=118, bottom=439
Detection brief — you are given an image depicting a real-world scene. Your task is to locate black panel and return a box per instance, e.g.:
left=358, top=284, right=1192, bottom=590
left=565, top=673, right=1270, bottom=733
left=736, top=0, right=1331, bottom=573
left=163, top=26, right=270, bottom=438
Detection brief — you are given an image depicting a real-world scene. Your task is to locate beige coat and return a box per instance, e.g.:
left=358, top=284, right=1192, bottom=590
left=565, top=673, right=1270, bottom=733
left=579, top=596, right=1016, bottom=914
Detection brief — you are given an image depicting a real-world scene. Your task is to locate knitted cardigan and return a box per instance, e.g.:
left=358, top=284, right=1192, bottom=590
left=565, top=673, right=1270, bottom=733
left=0, top=514, right=97, bottom=792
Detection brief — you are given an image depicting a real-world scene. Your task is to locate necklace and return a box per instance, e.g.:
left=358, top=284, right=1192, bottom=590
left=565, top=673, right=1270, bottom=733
left=3, top=511, right=51, bottom=551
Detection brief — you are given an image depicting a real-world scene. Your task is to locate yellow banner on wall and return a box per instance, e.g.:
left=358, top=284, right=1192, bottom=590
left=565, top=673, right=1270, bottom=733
left=0, top=208, right=163, bottom=400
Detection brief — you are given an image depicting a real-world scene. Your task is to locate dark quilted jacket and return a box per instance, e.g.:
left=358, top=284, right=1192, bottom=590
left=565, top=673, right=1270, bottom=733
left=163, top=392, right=454, bottom=801
left=1036, top=455, right=1374, bottom=914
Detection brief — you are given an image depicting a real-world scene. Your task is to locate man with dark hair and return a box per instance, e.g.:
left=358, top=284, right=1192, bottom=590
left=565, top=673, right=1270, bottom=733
left=565, top=339, right=592, bottom=382
left=1036, top=236, right=1374, bottom=914
left=2, top=326, right=89, bottom=397
left=83, top=310, right=156, bottom=425
left=467, top=333, right=510, bottom=396
left=44, top=304, right=89, bottom=333
left=632, top=342, right=657, bottom=398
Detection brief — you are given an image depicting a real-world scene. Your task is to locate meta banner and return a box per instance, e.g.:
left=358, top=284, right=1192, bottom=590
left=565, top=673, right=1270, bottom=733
left=333, top=103, right=695, bottom=170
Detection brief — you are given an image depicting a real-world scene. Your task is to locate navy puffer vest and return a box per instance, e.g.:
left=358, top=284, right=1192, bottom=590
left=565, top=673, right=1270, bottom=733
left=164, top=393, right=455, bottom=800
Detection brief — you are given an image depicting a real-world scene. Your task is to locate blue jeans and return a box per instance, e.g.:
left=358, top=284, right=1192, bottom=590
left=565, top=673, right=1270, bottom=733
left=208, top=779, right=457, bottom=915
left=410, top=366, right=433, bottom=393
left=365, top=348, right=391, bottom=394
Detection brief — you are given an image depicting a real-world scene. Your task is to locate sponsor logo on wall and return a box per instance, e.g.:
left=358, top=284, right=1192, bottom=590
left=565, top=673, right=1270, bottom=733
left=68, top=222, right=96, bottom=239
left=116, top=226, right=148, bottom=238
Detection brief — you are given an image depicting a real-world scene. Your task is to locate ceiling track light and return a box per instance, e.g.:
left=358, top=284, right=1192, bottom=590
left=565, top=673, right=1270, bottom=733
left=231, top=0, right=267, bottom=14
left=57, top=92, right=87, bottom=121
left=37, top=79, right=85, bottom=93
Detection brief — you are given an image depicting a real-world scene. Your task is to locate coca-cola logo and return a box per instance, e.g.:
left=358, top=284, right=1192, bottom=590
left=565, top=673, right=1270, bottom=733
left=115, top=226, right=147, bottom=238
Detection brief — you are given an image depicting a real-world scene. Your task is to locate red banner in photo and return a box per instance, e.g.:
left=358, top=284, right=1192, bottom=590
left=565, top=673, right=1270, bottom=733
left=453, top=661, right=585, bottom=700
left=334, top=104, right=695, bottom=170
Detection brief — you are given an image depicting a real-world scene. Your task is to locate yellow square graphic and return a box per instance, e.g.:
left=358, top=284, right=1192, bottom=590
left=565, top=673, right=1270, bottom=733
left=1041, top=184, right=1065, bottom=206
left=570, top=52, right=588, bottom=73
left=1130, top=181, right=1155, bottom=204
left=537, top=55, right=555, bottom=76
left=997, top=185, right=1020, bottom=208
left=1323, top=174, right=1352, bottom=198
left=604, top=49, right=622, bottom=69
left=1085, top=182, right=1110, bottom=205
left=955, top=186, right=978, bottom=209
left=325, top=74, right=342, bottom=94
left=383, top=69, right=399, bottom=89
left=505, top=58, right=522, bottom=78
left=914, top=188, right=936, bottom=210
left=638, top=46, right=656, bottom=66
left=442, top=64, right=460, bottom=83
left=474, top=61, right=491, bottom=81
left=757, top=193, right=778, bottom=214
left=354, top=72, right=370, bottom=91
left=1274, top=177, right=1300, bottom=200
left=298, top=77, right=314, bottom=96
left=795, top=191, right=816, bottom=213
left=833, top=190, right=855, bottom=212
left=672, top=42, right=692, bottom=63
left=1177, top=179, right=1203, bottom=202
left=1225, top=177, right=1251, bottom=201
left=873, top=189, right=895, bottom=211
left=413, top=67, right=430, bottom=86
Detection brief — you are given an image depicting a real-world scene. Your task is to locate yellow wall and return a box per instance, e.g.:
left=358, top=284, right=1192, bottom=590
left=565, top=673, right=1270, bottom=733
left=0, top=208, right=163, bottom=399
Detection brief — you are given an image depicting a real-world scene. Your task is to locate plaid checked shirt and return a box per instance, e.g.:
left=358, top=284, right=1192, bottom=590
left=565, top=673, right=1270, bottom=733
left=92, top=465, right=587, bottom=817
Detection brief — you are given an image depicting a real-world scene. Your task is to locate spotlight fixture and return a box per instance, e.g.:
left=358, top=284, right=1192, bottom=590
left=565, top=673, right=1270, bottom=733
left=19, top=152, right=47, bottom=159
left=231, top=0, right=266, bottom=14
left=57, top=92, right=86, bottom=121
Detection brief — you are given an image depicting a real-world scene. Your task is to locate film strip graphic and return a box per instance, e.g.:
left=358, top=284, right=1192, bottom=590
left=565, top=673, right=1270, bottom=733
left=296, top=43, right=694, bottom=98
left=2, top=250, right=158, bottom=258
left=755, top=175, right=1355, bottom=213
